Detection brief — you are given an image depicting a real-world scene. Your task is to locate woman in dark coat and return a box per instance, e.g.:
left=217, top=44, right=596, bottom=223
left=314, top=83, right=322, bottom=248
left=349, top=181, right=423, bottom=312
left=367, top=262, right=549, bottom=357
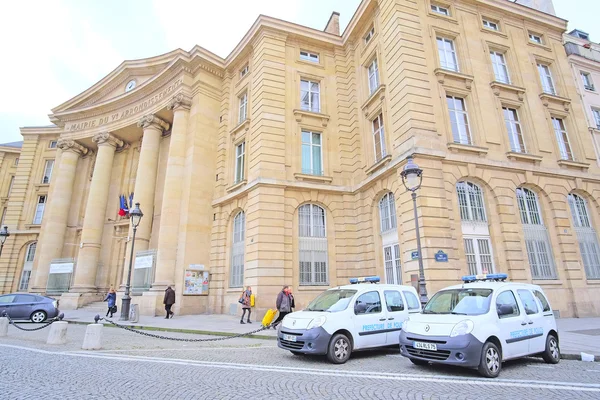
left=164, top=286, right=175, bottom=319
left=103, top=288, right=116, bottom=318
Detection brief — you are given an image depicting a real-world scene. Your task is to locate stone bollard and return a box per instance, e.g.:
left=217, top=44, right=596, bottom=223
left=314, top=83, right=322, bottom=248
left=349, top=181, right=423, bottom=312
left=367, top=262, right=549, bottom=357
left=0, top=317, right=8, bottom=337
left=46, top=321, right=68, bottom=345
left=81, top=323, right=103, bottom=350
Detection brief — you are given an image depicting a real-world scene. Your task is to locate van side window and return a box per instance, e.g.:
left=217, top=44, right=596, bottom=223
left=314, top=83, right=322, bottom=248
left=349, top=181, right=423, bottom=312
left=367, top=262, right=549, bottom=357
left=354, top=291, right=382, bottom=315
left=496, top=290, right=520, bottom=319
left=384, top=290, right=405, bottom=312
left=403, top=291, right=420, bottom=310
left=517, top=289, right=539, bottom=315
left=533, top=290, right=551, bottom=313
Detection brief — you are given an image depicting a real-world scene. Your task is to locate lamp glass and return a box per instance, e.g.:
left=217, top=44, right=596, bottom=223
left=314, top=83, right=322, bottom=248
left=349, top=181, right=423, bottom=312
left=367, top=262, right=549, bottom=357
left=0, top=226, right=8, bottom=245
left=130, top=204, right=143, bottom=228
left=406, top=172, right=420, bottom=191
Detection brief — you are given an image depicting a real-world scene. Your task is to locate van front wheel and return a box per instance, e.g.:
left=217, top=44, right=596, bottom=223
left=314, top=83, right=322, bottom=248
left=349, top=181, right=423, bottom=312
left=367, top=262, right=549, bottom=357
left=478, top=341, right=501, bottom=378
left=327, top=333, right=352, bottom=364
left=542, top=334, right=560, bottom=364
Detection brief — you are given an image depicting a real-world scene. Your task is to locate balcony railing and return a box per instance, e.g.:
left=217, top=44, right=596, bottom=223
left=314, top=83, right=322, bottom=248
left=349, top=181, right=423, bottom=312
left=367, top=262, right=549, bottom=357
left=565, top=42, right=600, bottom=63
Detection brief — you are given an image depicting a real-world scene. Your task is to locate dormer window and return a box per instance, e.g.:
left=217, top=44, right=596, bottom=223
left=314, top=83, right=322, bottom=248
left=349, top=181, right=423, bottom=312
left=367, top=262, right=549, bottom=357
left=300, top=50, right=319, bottom=63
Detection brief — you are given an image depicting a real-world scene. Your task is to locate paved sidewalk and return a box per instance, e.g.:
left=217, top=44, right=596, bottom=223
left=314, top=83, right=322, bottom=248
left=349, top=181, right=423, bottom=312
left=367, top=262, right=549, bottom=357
left=62, top=309, right=599, bottom=360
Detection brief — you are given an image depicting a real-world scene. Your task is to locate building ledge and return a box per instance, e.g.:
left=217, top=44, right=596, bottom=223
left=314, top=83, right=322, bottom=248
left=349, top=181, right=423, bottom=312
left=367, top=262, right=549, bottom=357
left=557, top=159, right=590, bottom=171
left=480, top=26, right=508, bottom=39
left=490, top=81, right=526, bottom=101
left=447, top=143, right=489, bottom=156
left=361, top=84, right=386, bottom=112
left=294, top=173, right=333, bottom=183
left=434, top=68, right=474, bottom=90
left=532, top=279, right=562, bottom=286
left=539, top=93, right=571, bottom=111
left=293, top=109, right=330, bottom=127
left=24, top=224, right=41, bottom=229
left=506, top=152, right=543, bottom=165
left=229, top=119, right=251, bottom=136
left=226, top=180, right=247, bottom=193
left=0, top=196, right=8, bottom=202
left=527, top=41, right=552, bottom=52
left=365, top=154, right=392, bottom=175
left=34, top=183, right=50, bottom=189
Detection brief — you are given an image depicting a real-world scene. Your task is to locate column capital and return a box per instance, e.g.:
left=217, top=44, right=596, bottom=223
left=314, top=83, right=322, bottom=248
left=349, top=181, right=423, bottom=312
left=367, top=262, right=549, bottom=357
left=57, top=138, right=88, bottom=156
left=167, top=93, right=191, bottom=112
left=92, top=132, right=124, bottom=148
left=137, top=114, right=170, bottom=132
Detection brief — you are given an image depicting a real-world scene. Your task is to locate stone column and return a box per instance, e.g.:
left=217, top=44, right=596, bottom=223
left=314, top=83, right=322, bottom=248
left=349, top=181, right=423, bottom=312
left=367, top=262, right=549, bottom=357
left=30, top=139, right=88, bottom=292
left=152, top=94, right=191, bottom=290
left=71, top=132, right=123, bottom=293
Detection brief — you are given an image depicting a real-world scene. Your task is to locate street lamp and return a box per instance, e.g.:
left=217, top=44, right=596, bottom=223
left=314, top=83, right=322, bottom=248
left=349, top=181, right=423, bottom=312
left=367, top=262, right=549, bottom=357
left=0, top=226, right=9, bottom=257
left=400, top=157, right=428, bottom=306
left=120, top=203, right=143, bottom=321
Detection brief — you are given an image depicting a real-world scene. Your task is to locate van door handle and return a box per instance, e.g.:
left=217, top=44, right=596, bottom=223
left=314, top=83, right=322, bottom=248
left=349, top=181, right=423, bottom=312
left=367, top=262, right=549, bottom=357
left=379, top=318, right=386, bottom=321
left=388, top=318, right=395, bottom=321
left=528, top=321, right=534, bottom=324
left=521, top=322, right=527, bottom=326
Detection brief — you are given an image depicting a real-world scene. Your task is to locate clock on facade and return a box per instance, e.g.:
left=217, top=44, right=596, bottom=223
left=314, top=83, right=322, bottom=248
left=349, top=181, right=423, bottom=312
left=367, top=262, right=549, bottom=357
left=125, top=80, right=136, bottom=92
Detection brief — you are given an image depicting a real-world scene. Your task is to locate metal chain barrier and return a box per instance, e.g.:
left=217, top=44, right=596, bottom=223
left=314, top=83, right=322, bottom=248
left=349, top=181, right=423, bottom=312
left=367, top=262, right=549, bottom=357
left=96, top=315, right=272, bottom=342
left=1, top=311, right=65, bottom=332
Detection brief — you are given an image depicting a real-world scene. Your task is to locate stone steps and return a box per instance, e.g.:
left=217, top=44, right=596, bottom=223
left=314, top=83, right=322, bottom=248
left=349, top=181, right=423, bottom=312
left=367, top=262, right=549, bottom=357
left=78, top=301, right=108, bottom=312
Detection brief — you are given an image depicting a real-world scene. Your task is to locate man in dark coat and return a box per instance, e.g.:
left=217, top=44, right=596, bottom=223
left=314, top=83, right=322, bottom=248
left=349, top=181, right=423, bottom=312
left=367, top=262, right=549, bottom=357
left=164, top=286, right=175, bottom=319
left=272, top=285, right=291, bottom=328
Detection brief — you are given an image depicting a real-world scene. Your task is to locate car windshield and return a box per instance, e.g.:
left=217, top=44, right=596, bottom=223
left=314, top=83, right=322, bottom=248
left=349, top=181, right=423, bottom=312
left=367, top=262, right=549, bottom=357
left=423, top=288, right=493, bottom=315
left=306, top=289, right=357, bottom=312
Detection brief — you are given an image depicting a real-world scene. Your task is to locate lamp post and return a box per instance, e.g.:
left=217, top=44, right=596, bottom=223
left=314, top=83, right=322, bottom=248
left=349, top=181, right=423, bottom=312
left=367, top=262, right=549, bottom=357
left=400, top=157, right=428, bottom=306
left=120, top=203, right=143, bottom=321
left=0, top=226, right=9, bottom=258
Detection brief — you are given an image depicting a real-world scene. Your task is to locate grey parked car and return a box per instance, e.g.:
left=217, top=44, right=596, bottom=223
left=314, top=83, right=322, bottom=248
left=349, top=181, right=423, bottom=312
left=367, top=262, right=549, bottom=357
left=0, top=293, right=59, bottom=323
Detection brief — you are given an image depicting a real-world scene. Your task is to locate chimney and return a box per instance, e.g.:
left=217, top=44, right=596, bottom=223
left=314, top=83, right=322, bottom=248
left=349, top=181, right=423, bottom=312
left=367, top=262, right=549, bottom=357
left=324, top=12, right=340, bottom=35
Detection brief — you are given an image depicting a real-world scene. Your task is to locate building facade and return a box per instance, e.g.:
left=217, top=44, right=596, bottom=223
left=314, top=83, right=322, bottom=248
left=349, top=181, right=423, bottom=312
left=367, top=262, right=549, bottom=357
left=1, top=0, right=600, bottom=318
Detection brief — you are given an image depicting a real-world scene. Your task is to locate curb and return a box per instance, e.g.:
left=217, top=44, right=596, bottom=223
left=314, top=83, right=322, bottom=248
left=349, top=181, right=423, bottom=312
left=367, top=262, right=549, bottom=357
left=64, top=319, right=277, bottom=341
left=561, top=353, right=599, bottom=362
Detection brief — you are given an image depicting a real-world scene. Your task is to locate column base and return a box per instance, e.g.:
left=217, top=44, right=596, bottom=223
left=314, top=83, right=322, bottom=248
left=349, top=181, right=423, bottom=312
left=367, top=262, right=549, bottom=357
left=69, top=285, right=98, bottom=293
left=139, top=291, right=167, bottom=317
left=59, top=292, right=104, bottom=310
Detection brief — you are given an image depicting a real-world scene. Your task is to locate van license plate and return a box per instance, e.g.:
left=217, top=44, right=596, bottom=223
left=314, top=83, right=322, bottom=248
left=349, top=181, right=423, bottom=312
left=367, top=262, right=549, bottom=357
left=283, top=334, right=297, bottom=342
left=413, top=341, right=437, bottom=351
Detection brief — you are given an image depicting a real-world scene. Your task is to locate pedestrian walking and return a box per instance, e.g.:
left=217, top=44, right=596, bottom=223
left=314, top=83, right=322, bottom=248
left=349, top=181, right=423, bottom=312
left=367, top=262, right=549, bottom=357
left=272, top=285, right=292, bottom=328
left=289, top=288, right=295, bottom=312
left=239, top=286, right=252, bottom=324
left=164, top=286, right=175, bottom=319
left=103, top=288, right=117, bottom=318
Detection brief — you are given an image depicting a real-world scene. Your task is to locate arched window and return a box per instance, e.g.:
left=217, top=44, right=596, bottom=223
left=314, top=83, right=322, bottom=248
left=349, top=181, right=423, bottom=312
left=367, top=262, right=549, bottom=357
left=516, top=188, right=556, bottom=279
left=379, top=192, right=401, bottom=284
left=299, top=204, right=328, bottom=285
left=230, top=211, right=245, bottom=287
left=19, top=242, right=36, bottom=290
left=568, top=194, right=600, bottom=279
left=456, top=181, right=494, bottom=275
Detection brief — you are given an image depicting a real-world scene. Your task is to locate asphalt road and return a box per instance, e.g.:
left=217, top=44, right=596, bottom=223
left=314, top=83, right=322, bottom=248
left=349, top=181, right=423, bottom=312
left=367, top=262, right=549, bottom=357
left=1, top=324, right=599, bottom=399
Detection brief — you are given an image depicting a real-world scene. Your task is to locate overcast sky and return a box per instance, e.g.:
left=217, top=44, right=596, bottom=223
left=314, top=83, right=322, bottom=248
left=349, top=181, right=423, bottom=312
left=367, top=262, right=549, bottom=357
left=0, top=0, right=598, bottom=144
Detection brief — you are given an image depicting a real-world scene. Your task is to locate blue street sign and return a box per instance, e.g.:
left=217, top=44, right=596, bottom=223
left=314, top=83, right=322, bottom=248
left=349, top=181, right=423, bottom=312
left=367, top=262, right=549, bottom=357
left=411, top=251, right=419, bottom=260
left=435, top=250, right=448, bottom=262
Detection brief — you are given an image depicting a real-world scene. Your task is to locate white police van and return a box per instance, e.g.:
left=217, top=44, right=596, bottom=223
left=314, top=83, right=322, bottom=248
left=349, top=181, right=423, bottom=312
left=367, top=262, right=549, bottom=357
left=399, top=274, right=560, bottom=378
left=277, top=276, right=421, bottom=364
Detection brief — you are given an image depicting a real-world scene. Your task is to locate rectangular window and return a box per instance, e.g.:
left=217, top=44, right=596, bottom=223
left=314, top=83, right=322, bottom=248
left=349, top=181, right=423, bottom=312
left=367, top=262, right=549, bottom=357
left=490, top=51, right=510, bottom=84
left=537, top=63, right=556, bottom=95
left=301, top=131, right=323, bottom=176
left=447, top=96, right=472, bottom=145
left=7, top=176, right=14, bottom=197
left=581, top=72, right=595, bottom=91
left=42, top=160, right=54, bottom=184
left=300, top=50, right=319, bottom=63
left=384, top=244, right=401, bottom=285
left=49, top=140, right=57, bottom=149
left=33, top=195, right=46, bottom=225
left=552, top=117, right=573, bottom=160
left=437, top=37, right=459, bottom=72
left=300, top=79, right=320, bottom=112
left=240, top=64, right=249, bottom=79
left=0, top=208, right=6, bottom=226
left=364, top=26, right=375, bottom=44
left=529, top=33, right=543, bottom=44
left=503, top=107, right=526, bottom=153
left=372, top=113, right=386, bottom=162
left=235, top=141, right=245, bottom=183
left=464, top=237, right=494, bottom=275
left=238, top=92, right=248, bottom=124
left=14, top=158, right=19, bottom=166
left=368, top=58, right=379, bottom=95
left=431, top=3, right=449, bottom=16
left=483, top=19, right=499, bottom=31
left=592, top=108, right=600, bottom=130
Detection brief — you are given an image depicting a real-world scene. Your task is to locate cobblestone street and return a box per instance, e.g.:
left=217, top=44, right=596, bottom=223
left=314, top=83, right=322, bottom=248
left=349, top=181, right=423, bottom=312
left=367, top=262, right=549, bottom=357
left=1, top=324, right=599, bottom=399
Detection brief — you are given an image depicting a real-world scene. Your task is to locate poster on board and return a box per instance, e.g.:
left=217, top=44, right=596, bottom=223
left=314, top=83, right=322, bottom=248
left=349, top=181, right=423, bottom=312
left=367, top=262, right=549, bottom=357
left=183, top=269, right=209, bottom=295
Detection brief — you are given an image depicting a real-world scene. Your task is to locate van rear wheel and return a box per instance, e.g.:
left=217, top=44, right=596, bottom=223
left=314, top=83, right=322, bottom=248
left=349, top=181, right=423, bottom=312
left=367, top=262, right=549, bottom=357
left=327, top=333, right=352, bottom=364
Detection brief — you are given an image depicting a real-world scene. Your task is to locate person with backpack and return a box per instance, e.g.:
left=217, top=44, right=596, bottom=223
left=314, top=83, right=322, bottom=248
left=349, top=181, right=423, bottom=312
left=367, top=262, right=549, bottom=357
left=239, top=286, right=252, bottom=324
left=103, top=288, right=117, bottom=318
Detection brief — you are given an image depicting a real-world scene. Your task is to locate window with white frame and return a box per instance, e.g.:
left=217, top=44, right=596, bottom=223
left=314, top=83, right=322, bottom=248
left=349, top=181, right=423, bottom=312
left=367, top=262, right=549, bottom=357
left=379, top=192, right=400, bottom=284
left=238, top=92, right=248, bottom=123
left=503, top=107, right=526, bottom=153
left=298, top=204, right=328, bottom=285
left=446, top=96, right=472, bottom=145
left=19, top=242, right=36, bottom=290
left=300, top=50, right=319, bottom=63
left=437, top=37, right=459, bottom=72
left=516, top=188, right=556, bottom=279
left=234, top=141, right=245, bottom=183
left=301, top=131, right=323, bottom=176
left=42, top=160, right=54, bottom=184
left=379, top=192, right=397, bottom=233
left=300, top=79, right=320, bottom=112
left=33, top=195, right=46, bottom=225
left=482, top=19, right=499, bottom=31
left=551, top=117, right=573, bottom=160
left=537, top=63, right=556, bottom=95
left=230, top=211, right=245, bottom=287
left=431, top=3, right=449, bottom=16
left=364, top=26, right=375, bottom=44
left=372, top=113, right=386, bottom=162
left=490, top=51, right=510, bottom=84
left=368, top=58, right=379, bottom=95
left=240, top=64, right=249, bottom=79
left=457, top=181, right=495, bottom=275
left=7, top=175, right=14, bottom=197
left=581, top=71, right=595, bottom=91
left=529, top=32, right=543, bottom=44
left=568, top=194, right=600, bottom=279
left=592, top=108, right=600, bottom=130
left=49, top=140, right=57, bottom=149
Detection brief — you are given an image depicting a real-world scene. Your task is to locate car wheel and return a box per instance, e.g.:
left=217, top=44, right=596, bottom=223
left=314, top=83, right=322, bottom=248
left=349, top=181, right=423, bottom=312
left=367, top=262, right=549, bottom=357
left=290, top=351, right=304, bottom=356
left=31, top=310, right=47, bottom=323
left=542, top=334, right=560, bottom=364
left=327, top=333, right=352, bottom=364
left=409, top=358, right=429, bottom=366
left=478, top=341, right=501, bottom=378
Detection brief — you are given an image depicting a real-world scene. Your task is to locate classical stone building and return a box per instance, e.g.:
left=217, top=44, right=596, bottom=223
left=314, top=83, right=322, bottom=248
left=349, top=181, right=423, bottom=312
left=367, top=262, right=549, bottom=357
left=1, top=0, right=600, bottom=318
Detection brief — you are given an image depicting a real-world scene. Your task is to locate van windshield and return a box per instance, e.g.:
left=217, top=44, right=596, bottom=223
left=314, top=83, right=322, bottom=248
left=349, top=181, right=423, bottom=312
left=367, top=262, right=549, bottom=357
left=306, top=289, right=357, bottom=312
left=423, top=288, right=492, bottom=315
